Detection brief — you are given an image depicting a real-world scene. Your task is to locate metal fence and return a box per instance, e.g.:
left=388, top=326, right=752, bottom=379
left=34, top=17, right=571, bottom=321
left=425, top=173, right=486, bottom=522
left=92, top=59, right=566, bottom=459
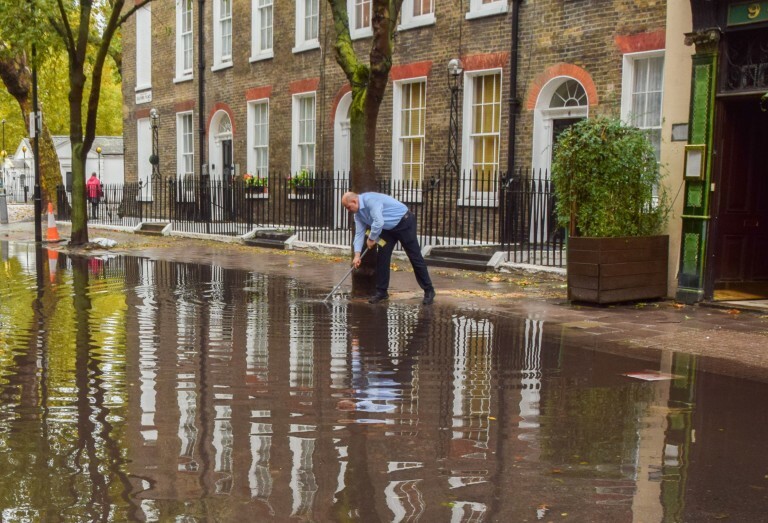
left=56, top=169, right=565, bottom=267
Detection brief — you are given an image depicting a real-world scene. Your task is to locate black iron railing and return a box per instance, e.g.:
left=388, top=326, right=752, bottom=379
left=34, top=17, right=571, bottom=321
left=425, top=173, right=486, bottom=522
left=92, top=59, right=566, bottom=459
left=56, top=168, right=565, bottom=267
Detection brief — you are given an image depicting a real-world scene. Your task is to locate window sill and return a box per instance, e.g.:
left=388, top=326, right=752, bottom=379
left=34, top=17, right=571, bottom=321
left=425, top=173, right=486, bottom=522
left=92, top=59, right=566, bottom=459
left=245, top=191, right=269, bottom=199
left=350, top=27, right=373, bottom=40
left=135, top=84, right=152, bottom=92
left=292, top=40, right=320, bottom=54
left=250, top=50, right=274, bottom=63
left=393, top=188, right=423, bottom=204
left=465, top=5, right=508, bottom=20
left=288, top=192, right=314, bottom=200
left=211, top=62, right=233, bottom=72
left=398, top=14, right=436, bottom=32
left=173, top=75, right=193, bottom=84
left=457, top=196, right=499, bottom=208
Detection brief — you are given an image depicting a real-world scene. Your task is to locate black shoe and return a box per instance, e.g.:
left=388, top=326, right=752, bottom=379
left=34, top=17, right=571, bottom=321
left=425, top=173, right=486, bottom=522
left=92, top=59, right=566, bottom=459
left=368, top=292, right=389, bottom=304
left=422, top=289, right=435, bottom=305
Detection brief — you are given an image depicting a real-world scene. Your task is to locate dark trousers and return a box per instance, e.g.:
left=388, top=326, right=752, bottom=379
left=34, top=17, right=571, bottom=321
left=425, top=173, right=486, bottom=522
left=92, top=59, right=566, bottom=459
left=376, top=211, right=433, bottom=295
left=90, top=200, right=99, bottom=219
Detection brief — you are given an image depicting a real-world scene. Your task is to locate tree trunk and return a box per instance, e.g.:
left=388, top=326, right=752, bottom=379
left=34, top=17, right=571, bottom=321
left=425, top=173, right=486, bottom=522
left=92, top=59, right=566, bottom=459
left=328, top=0, right=402, bottom=296
left=0, top=53, right=62, bottom=211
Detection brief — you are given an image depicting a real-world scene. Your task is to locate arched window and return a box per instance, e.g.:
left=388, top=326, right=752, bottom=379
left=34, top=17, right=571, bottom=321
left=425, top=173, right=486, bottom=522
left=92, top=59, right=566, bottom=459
left=550, top=80, right=588, bottom=108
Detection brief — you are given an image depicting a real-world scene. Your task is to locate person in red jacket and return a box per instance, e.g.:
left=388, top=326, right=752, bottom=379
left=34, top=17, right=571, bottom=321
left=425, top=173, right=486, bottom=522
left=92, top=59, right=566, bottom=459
left=86, top=172, right=103, bottom=219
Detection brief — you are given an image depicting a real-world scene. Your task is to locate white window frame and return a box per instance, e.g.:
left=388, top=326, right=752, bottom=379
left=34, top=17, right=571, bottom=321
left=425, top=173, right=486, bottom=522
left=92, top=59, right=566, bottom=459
left=135, top=4, right=152, bottom=91
left=399, top=0, right=435, bottom=31
left=466, top=0, right=507, bottom=20
left=212, top=0, right=233, bottom=71
left=621, top=50, right=665, bottom=161
left=251, top=0, right=274, bottom=62
left=247, top=99, right=270, bottom=180
left=347, top=0, right=373, bottom=39
left=175, top=0, right=194, bottom=83
left=137, top=118, right=153, bottom=201
left=176, top=111, right=196, bottom=201
left=461, top=69, right=502, bottom=206
left=291, top=93, right=316, bottom=175
left=391, top=78, right=427, bottom=201
left=293, top=0, right=320, bottom=53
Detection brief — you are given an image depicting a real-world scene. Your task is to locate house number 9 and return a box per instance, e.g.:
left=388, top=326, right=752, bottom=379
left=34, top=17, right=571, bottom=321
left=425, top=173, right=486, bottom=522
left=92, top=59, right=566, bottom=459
left=748, top=3, right=761, bottom=18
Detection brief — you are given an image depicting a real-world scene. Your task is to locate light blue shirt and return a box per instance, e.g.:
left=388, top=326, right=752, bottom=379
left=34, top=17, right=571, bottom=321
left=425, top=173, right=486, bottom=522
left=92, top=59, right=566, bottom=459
left=352, top=192, right=408, bottom=252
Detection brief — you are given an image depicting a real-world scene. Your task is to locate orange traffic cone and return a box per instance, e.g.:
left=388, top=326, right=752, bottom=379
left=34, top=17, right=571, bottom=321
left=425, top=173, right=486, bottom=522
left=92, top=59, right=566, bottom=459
left=48, top=248, right=58, bottom=284
left=46, top=202, right=61, bottom=242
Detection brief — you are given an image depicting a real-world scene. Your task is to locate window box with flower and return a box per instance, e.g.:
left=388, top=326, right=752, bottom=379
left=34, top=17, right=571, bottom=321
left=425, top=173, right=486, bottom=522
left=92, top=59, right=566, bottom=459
left=288, top=169, right=314, bottom=196
left=243, top=173, right=268, bottom=196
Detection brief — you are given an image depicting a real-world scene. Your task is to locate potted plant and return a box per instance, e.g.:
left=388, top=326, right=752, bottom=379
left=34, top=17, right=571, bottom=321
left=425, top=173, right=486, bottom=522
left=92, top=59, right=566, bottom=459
left=288, top=169, right=314, bottom=194
left=551, top=115, right=670, bottom=304
left=243, top=173, right=267, bottom=193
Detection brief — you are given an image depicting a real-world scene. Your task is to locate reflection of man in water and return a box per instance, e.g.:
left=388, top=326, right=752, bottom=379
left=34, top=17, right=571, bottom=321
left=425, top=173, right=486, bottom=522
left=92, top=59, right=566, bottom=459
left=337, top=337, right=400, bottom=418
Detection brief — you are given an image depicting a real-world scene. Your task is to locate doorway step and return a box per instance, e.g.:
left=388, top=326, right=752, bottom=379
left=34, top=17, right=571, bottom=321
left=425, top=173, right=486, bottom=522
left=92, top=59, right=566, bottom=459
left=244, top=229, right=293, bottom=250
left=136, top=222, right=170, bottom=236
left=425, top=246, right=500, bottom=272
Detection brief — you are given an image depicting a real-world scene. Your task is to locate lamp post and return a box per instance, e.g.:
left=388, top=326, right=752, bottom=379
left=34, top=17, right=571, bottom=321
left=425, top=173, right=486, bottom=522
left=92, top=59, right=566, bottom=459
left=22, top=145, right=28, bottom=202
left=149, top=108, right=160, bottom=180
left=1, top=118, right=5, bottom=189
left=96, top=146, right=102, bottom=180
left=446, top=58, right=463, bottom=176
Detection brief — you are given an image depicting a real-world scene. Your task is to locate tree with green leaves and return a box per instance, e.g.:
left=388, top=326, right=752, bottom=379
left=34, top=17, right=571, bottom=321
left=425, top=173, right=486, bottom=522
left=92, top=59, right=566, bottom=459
left=0, top=0, right=136, bottom=241
left=327, top=0, right=403, bottom=192
left=327, top=0, right=404, bottom=292
left=45, top=0, right=151, bottom=245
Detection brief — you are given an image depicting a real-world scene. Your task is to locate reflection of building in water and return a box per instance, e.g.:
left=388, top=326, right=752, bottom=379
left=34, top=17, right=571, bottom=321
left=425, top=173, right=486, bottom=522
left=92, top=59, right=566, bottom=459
left=519, top=318, right=543, bottom=434
left=289, top=280, right=314, bottom=395
left=289, top=436, right=318, bottom=518
left=452, top=316, right=493, bottom=450
left=136, top=259, right=158, bottom=444
left=384, top=479, right=425, bottom=522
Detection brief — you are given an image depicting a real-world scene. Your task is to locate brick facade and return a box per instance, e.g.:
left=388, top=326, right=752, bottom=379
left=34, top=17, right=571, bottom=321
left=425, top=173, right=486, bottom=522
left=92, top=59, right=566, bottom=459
left=122, top=0, right=666, bottom=182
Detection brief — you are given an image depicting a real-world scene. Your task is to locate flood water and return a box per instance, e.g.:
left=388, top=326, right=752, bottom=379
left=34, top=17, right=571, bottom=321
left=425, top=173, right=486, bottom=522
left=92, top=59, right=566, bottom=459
left=0, top=242, right=767, bottom=522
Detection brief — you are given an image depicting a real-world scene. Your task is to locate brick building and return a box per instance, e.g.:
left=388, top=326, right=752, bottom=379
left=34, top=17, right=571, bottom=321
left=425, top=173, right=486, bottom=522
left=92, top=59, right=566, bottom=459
left=122, top=0, right=666, bottom=189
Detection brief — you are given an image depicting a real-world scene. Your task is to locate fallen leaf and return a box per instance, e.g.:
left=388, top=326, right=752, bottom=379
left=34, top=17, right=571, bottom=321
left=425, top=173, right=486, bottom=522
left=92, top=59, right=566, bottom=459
left=727, top=309, right=741, bottom=315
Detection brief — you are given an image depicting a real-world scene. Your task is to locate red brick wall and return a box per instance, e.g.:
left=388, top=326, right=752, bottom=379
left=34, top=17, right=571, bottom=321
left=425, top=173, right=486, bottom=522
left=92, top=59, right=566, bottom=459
left=122, top=0, right=666, bottom=182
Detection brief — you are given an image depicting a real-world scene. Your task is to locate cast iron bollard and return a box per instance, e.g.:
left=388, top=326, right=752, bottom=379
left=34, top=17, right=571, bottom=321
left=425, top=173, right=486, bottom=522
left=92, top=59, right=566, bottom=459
left=0, top=187, right=8, bottom=224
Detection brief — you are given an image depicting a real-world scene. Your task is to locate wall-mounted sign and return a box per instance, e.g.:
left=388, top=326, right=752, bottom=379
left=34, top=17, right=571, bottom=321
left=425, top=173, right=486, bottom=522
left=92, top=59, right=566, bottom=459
left=728, top=2, right=768, bottom=26
left=135, top=90, right=152, bottom=105
left=685, top=144, right=706, bottom=180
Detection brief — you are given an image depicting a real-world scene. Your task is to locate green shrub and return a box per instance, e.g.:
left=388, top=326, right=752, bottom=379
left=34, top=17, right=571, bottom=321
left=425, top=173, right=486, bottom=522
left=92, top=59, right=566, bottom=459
left=551, top=116, right=669, bottom=237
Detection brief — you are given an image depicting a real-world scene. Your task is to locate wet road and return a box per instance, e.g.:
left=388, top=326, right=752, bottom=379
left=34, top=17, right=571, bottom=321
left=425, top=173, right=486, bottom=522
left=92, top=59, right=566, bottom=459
left=0, top=242, right=767, bottom=522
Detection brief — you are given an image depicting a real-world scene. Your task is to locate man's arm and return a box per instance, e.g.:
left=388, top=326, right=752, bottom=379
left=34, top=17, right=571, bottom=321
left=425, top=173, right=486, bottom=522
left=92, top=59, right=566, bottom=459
left=366, top=200, right=385, bottom=243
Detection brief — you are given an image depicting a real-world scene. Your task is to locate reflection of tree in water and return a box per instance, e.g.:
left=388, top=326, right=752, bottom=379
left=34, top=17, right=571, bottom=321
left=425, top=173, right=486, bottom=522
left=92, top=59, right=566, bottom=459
left=71, top=255, right=136, bottom=521
left=0, top=250, right=137, bottom=520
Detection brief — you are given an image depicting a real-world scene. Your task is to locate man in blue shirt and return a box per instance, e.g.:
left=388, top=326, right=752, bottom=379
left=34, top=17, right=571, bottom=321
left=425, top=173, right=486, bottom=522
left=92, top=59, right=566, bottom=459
left=341, top=191, right=435, bottom=305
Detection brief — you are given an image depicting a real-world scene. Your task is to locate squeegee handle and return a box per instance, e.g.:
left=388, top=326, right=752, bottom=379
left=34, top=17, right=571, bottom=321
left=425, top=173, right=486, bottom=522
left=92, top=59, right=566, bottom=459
left=323, top=248, right=368, bottom=301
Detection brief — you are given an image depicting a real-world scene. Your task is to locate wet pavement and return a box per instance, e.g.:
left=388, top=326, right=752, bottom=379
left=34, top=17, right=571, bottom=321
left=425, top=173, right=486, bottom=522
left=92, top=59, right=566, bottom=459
left=1, top=221, right=768, bottom=521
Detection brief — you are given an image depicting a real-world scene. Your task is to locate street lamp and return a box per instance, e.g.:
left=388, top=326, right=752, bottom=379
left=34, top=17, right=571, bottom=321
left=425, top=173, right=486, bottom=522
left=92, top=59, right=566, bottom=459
left=446, top=58, right=463, bottom=176
left=1, top=118, right=5, bottom=189
left=22, top=145, right=28, bottom=202
left=96, top=146, right=102, bottom=180
left=149, top=108, right=160, bottom=180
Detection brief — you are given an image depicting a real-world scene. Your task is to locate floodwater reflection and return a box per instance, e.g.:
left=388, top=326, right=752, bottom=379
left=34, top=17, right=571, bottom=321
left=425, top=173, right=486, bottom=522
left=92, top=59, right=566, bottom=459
left=0, top=242, right=767, bottom=521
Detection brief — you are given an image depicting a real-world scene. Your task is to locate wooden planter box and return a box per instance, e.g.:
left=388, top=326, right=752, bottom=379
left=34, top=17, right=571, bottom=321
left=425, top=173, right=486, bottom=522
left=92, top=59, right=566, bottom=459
left=567, top=235, right=669, bottom=304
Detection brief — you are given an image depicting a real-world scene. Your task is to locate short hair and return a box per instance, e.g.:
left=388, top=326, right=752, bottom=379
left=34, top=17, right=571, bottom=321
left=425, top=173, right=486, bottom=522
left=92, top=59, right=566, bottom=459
left=91, top=172, right=97, bottom=176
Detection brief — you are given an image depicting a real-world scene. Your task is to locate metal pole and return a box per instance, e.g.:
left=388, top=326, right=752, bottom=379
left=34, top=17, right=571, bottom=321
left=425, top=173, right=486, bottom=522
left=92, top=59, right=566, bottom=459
left=32, top=41, right=42, bottom=243
left=323, top=248, right=368, bottom=302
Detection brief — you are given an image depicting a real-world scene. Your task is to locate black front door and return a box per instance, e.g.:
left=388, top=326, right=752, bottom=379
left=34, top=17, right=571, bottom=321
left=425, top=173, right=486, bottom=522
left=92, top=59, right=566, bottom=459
left=709, top=97, right=768, bottom=299
left=222, top=139, right=233, bottom=179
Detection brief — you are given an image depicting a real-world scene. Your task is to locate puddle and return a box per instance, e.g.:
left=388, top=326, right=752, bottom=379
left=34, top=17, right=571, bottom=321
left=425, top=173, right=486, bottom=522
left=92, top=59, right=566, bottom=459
left=0, top=242, right=766, bottom=521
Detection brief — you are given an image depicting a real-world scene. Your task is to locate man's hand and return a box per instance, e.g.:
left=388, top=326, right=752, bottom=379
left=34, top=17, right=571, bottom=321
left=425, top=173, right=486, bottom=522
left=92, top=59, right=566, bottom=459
left=352, top=252, right=362, bottom=268
left=366, top=238, right=376, bottom=250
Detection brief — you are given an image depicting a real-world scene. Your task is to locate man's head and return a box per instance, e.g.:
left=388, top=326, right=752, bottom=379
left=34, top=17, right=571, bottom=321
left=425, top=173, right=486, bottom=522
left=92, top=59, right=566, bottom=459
left=341, top=191, right=359, bottom=213
left=90, top=172, right=97, bottom=178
